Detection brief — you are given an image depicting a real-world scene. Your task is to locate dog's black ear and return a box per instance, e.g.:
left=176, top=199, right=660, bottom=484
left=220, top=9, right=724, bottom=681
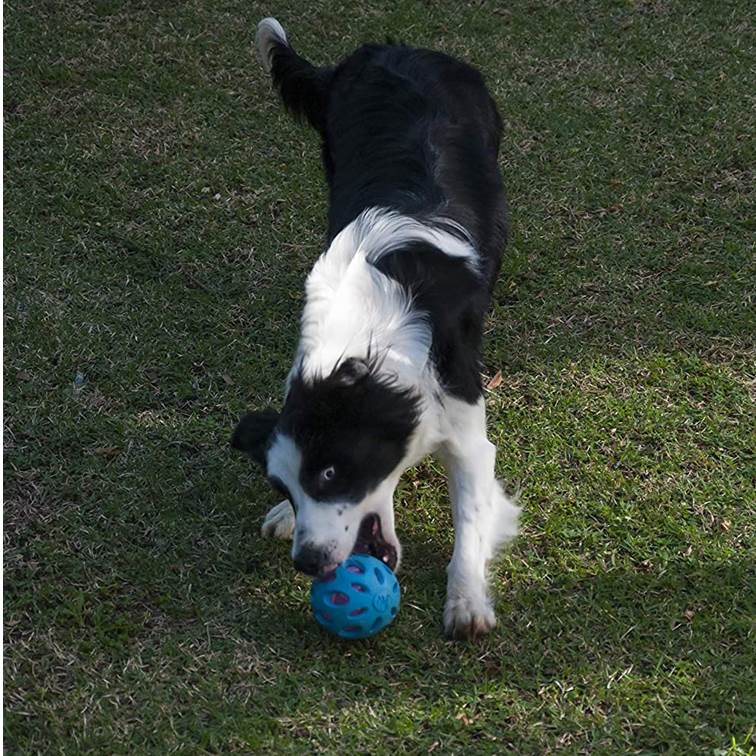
left=231, top=409, right=279, bottom=467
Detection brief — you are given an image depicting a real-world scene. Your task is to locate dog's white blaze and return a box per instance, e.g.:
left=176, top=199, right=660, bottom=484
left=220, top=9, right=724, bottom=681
left=299, top=208, right=479, bottom=385
left=266, top=434, right=303, bottom=500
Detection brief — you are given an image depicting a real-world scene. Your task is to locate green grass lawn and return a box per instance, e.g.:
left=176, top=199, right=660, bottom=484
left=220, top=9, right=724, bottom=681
left=4, top=0, right=755, bottom=752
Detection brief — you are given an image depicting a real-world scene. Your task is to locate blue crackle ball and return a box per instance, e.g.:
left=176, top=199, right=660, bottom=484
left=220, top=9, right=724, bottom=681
left=310, top=554, right=400, bottom=639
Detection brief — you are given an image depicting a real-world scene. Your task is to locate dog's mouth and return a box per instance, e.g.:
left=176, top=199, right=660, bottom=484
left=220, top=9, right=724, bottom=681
left=350, top=513, right=398, bottom=571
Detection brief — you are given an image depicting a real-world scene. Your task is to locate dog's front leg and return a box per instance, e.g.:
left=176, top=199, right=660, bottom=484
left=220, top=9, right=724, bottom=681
left=438, top=398, right=520, bottom=639
left=261, top=499, right=295, bottom=539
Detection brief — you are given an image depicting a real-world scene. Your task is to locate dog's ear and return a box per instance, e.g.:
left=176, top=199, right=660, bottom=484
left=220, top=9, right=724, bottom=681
left=335, top=357, right=371, bottom=386
left=231, top=408, right=280, bottom=467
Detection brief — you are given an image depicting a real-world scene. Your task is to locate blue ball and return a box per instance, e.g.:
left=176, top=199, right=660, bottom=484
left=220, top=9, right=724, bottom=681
left=310, top=554, right=400, bottom=639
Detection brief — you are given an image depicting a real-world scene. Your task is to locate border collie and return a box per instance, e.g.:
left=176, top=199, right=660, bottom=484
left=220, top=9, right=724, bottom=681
left=232, top=18, right=520, bottom=639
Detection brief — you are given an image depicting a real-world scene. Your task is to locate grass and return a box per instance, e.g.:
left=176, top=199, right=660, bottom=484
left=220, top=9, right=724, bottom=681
left=4, top=0, right=755, bottom=752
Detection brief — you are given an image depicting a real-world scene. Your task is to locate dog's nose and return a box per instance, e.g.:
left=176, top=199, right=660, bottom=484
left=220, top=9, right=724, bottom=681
left=293, top=544, right=330, bottom=577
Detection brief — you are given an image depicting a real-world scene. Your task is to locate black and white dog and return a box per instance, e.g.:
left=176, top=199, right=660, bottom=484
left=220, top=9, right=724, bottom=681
left=232, top=18, right=520, bottom=639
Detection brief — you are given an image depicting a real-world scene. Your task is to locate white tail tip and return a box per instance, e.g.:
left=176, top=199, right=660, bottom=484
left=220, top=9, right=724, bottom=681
left=256, top=17, right=288, bottom=73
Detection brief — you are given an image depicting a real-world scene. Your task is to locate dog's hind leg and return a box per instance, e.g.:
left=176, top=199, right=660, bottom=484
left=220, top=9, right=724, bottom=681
left=437, top=397, right=520, bottom=639
left=261, top=499, right=295, bottom=540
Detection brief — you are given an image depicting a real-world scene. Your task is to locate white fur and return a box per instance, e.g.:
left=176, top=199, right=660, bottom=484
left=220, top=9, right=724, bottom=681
left=298, top=208, right=478, bottom=386
left=261, top=499, right=295, bottom=539
left=255, top=18, right=288, bottom=73
left=435, top=396, right=520, bottom=638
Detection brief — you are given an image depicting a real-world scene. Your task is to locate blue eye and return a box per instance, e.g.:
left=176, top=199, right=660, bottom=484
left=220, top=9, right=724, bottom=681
left=321, top=466, right=336, bottom=482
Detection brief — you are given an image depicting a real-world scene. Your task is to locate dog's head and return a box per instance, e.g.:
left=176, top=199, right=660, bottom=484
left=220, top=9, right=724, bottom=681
left=232, top=357, right=420, bottom=576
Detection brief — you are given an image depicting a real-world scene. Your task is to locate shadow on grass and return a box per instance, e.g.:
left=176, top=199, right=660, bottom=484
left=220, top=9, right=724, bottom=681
left=222, top=497, right=752, bottom=667
left=5, top=431, right=751, bottom=751
left=228, top=548, right=752, bottom=741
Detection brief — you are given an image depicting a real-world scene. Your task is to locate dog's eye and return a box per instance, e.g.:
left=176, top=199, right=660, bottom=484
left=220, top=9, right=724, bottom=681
left=320, top=466, right=336, bottom=483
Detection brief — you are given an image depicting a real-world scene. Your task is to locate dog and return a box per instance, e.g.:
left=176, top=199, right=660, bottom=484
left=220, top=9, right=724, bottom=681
left=232, top=18, right=520, bottom=639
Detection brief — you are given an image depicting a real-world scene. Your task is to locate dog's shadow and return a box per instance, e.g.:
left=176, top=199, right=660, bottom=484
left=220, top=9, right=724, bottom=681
left=231, top=529, right=752, bottom=709
left=217, top=544, right=752, bottom=754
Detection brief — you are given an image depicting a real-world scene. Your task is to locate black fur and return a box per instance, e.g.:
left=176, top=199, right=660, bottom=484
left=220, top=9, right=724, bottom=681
left=267, top=38, right=333, bottom=132
left=231, top=409, right=279, bottom=467
left=280, top=359, right=420, bottom=503
left=376, top=239, right=487, bottom=402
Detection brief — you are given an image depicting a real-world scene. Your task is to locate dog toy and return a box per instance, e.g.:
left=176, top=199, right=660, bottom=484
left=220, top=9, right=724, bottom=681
left=310, top=554, right=400, bottom=638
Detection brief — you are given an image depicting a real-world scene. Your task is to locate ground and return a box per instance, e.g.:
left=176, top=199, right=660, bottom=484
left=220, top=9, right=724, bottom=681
left=4, top=0, right=755, bottom=753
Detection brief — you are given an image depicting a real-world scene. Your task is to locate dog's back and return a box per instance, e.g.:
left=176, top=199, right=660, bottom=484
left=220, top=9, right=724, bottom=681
left=256, top=20, right=506, bottom=284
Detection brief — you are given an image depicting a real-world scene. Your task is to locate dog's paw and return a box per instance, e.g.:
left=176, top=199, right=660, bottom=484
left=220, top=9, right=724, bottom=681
left=443, top=592, right=496, bottom=640
left=261, top=500, right=295, bottom=539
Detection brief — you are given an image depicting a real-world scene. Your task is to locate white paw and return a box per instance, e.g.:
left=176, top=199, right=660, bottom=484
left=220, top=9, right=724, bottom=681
left=261, top=500, right=295, bottom=540
left=443, top=591, right=496, bottom=640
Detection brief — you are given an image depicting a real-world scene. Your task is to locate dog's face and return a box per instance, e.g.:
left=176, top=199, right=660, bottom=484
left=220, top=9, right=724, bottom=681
left=233, top=358, right=420, bottom=576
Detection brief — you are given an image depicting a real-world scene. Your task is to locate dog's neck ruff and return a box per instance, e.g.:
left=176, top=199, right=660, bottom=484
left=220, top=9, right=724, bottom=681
left=296, top=207, right=478, bottom=387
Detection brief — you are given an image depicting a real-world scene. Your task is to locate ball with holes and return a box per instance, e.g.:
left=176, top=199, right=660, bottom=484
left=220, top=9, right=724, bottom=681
left=310, top=554, right=400, bottom=638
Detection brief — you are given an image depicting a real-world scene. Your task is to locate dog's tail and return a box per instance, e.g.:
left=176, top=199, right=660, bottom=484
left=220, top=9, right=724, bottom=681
left=256, top=18, right=333, bottom=133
